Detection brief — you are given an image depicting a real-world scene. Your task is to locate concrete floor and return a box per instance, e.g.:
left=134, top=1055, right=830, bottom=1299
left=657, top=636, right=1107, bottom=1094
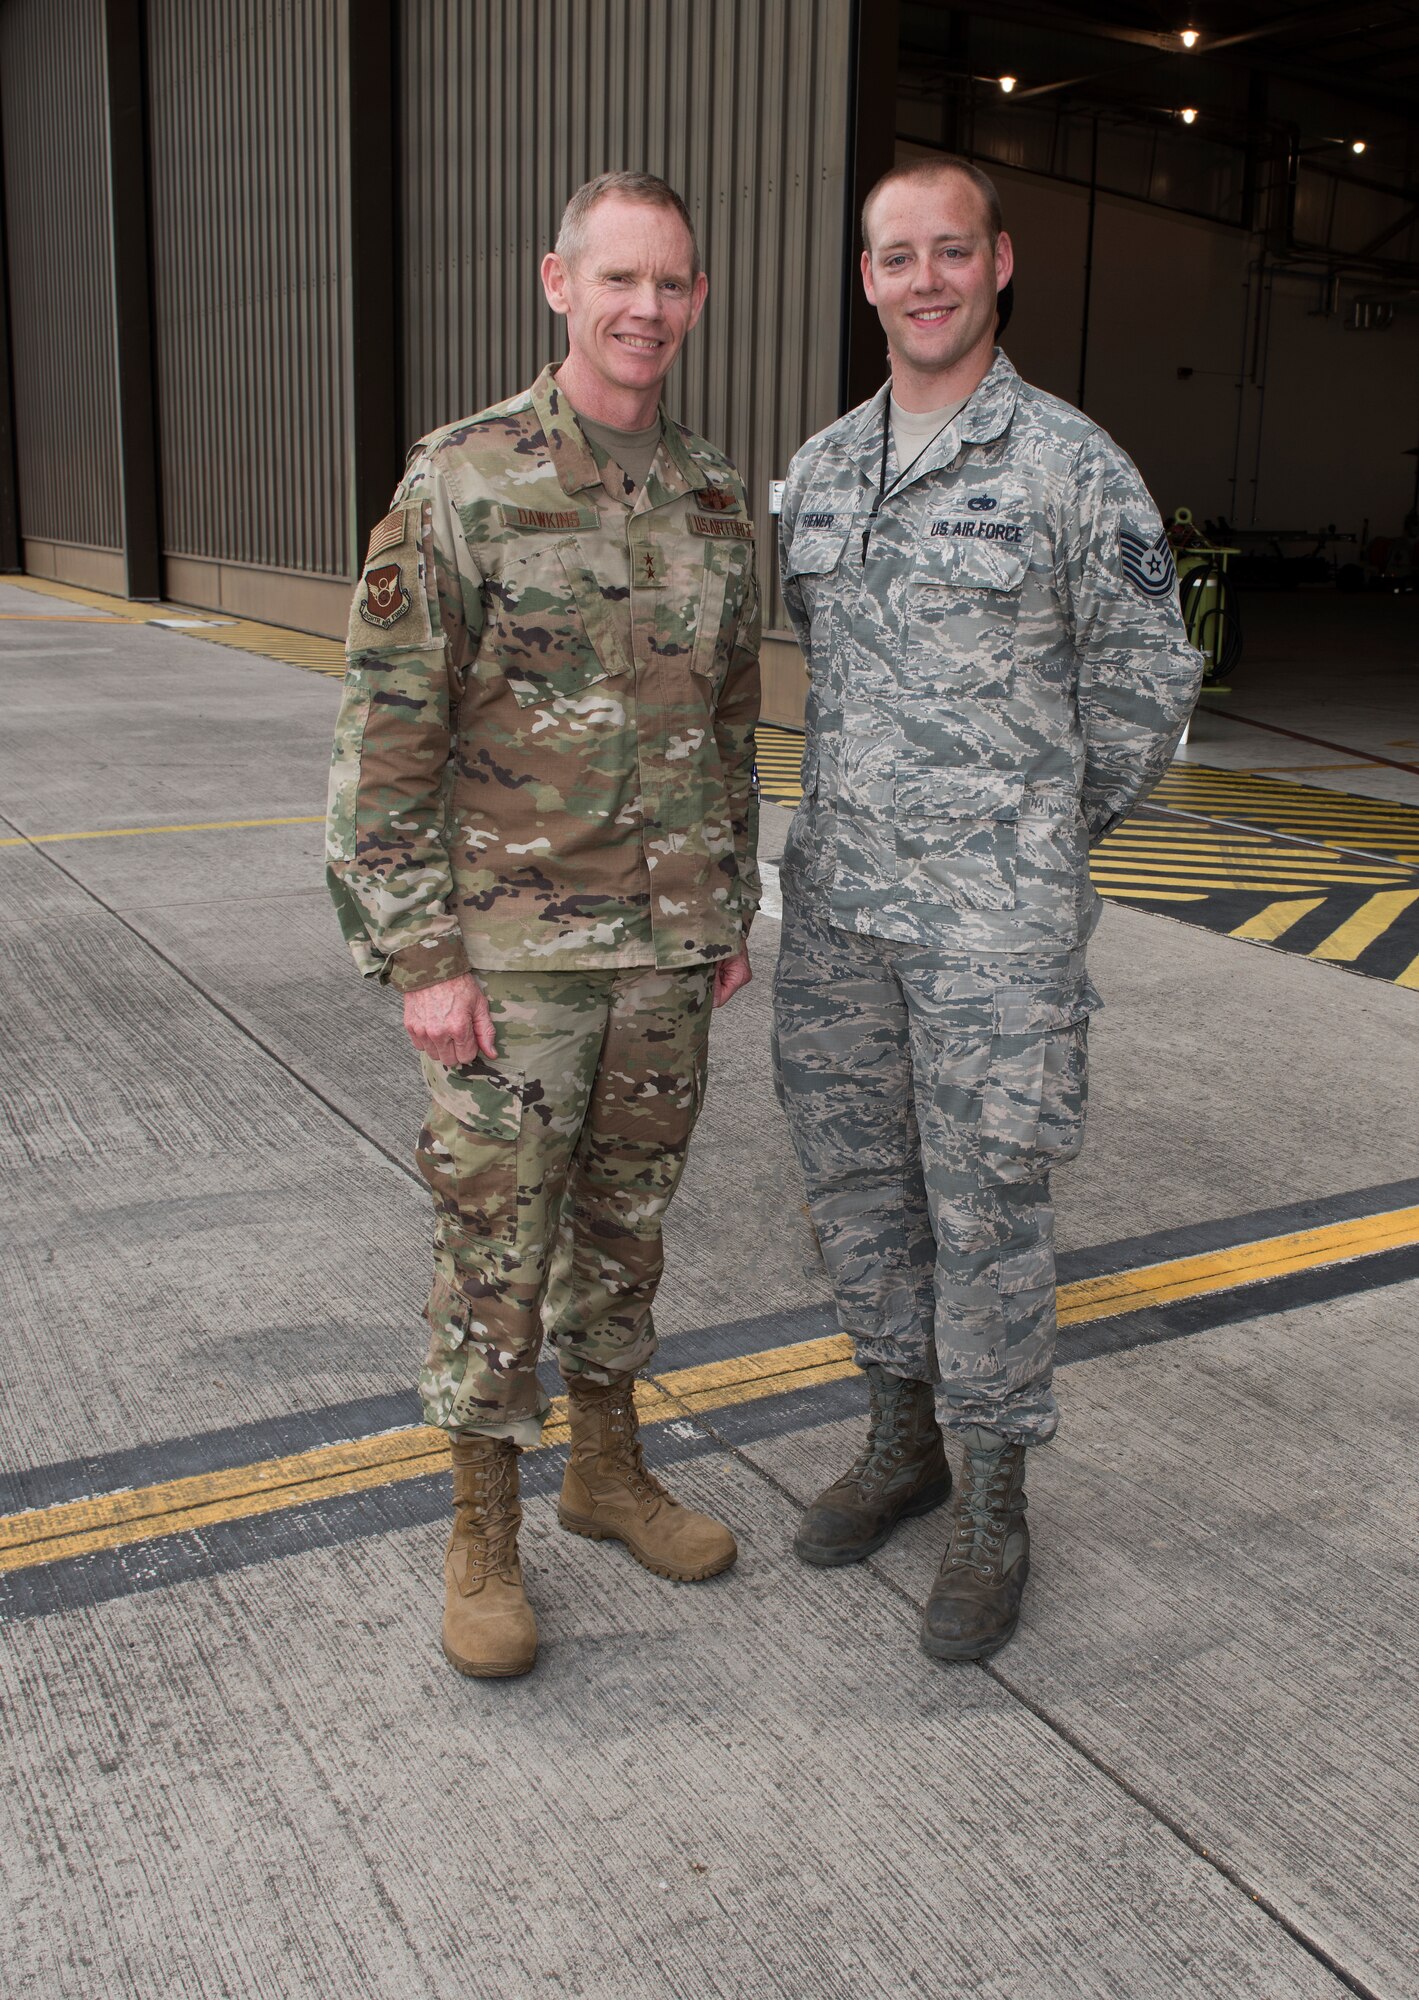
left=2, top=580, right=1417, bottom=1998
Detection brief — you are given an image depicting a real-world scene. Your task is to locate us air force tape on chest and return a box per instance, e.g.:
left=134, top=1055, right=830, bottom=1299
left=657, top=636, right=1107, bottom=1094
left=349, top=505, right=434, bottom=651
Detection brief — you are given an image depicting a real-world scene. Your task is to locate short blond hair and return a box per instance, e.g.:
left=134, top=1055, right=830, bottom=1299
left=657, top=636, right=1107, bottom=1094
left=555, top=171, right=701, bottom=279
left=862, top=156, right=1002, bottom=256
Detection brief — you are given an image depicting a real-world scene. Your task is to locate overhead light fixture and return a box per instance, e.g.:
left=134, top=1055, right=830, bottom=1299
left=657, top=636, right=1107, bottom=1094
left=1351, top=139, right=1367, bottom=154
left=1180, top=27, right=1200, bottom=48
left=1180, top=107, right=1198, bottom=124
left=999, top=74, right=1017, bottom=93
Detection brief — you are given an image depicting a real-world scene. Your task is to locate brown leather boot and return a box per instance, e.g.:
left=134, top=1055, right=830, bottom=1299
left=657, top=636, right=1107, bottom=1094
left=558, top=1376, right=737, bottom=1582
left=794, top=1365, right=951, bottom=1566
left=920, top=1426, right=1029, bottom=1662
left=442, top=1434, right=538, bottom=1678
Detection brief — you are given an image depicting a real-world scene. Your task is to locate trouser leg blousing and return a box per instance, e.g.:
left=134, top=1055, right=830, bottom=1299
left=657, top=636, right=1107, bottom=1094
left=921, top=1427, right=1030, bottom=1662
left=772, top=902, right=1099, bottom=1446
left=794, top=1363, right=951, bottom=1566
left=415, top=964, right=712, bottom=1444
left=442, top=1435, right=538, bottom=1678
left=558, top=1375, right=738, bottom=1582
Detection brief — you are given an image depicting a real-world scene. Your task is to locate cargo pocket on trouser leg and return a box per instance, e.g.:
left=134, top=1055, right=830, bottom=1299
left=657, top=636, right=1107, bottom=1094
left=414, top=1052, right=549, bottom=1444
left=977, top=986, right=1097, bottom=1186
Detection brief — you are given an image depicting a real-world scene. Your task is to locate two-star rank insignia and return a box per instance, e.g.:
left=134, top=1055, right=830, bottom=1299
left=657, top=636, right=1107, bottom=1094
left=360, top=561, right=411, bottom=628
left=1119, top=526, right=1177, bottom=599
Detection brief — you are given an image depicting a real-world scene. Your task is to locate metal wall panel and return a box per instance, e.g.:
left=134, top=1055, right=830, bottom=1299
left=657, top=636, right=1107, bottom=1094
left=146, top=0, right=352, bottom=578
left=399, top=0, right=851, bottom=609
left=0, top=0, right=122, bottom=551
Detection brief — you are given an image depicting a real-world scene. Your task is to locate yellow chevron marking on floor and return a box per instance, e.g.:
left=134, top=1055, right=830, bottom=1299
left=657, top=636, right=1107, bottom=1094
left=1397, top=954, right=1419, bottom=990
left=1309, top=888, right=1419, bottom=962
left=0, top=815, right=326, bottom=849
left=4, top=575, right=346, bottom=674
left=1229, top=897, right=1326, bottom=942
left=4, top=1205, right=1416, bottom=1577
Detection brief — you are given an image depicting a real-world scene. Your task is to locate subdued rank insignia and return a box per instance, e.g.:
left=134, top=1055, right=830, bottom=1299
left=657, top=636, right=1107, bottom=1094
left=365, top=509, right=408, bottom=562
left=693, top=485, right=738, bottom=513
left=1119, top=526, right=1177, bottom=599
left=360, top=561, right=411, bottom=628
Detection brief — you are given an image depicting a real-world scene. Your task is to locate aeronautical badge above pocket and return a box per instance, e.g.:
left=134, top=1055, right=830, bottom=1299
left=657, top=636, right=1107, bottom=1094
left=1118, top=524, right=1177, bottom=600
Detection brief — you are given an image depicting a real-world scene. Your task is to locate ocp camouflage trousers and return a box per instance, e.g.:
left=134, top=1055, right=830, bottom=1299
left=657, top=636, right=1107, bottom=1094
left=772, top=902, right=1100, bottom=1445
left=416, top=964, right=713, bottom=1445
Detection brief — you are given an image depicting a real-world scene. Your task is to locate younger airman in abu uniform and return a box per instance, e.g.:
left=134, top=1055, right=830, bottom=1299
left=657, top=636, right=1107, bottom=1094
left=327, top=174, right=760, bottom=1677
left=774, top=156, right=1201, bottom=1661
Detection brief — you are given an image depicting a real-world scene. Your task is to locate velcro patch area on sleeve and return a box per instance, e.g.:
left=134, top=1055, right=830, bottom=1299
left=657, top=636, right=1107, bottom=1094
left=365, top=509, right=410, bottom=562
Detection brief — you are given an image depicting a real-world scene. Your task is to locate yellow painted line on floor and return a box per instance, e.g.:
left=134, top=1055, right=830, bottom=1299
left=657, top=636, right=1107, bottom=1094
left=1091, top=876, right=1405, bottom=893
left=4, top=1204, right=1418, bottom=1579
left=1309, top=888, right=1419, bottom=963
left=1396, top=954, right=1419, bottom=991
left=0, top=613, right=124, bottom=622
left=1058, top=1205, right=1419, bottom=1324
left=1094, top=888, right=1208, bottom=902
left=1229, top=897, right=1326, bottom=943
left=0, top=814, right=326, bottom=848
left=2, top=575, right=347, bottom=673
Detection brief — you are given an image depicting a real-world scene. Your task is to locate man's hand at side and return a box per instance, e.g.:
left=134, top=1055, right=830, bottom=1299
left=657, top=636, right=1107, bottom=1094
left=404, top=973, right=497, bottom=1066
left=712, top=946, right=753, bottom=1010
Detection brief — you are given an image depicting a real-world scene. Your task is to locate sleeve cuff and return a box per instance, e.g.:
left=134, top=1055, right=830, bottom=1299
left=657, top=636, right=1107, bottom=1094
left=386, top=931, right=471, bottom=993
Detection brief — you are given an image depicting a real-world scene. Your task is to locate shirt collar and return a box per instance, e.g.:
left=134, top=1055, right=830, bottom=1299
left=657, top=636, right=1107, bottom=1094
left=847, top=347, right=1022, bottom=485
left=531, top=364, right=696, bottom=507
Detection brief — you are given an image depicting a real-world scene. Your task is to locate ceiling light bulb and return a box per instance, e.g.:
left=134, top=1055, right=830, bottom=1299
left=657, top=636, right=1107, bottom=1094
left=999, top=75, right=1017, bottom=93
left=1180, top=107, right=1198, bottom=124
left=1351, top=139, right=1366, bottom=154
left=1180, top=27, right=1199, bottom=48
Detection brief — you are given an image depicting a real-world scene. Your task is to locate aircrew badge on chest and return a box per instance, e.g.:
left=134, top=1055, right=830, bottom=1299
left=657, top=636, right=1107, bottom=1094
left=693, top=485, right=738, bottom=513
left=361, top=561, right=411, bottom=629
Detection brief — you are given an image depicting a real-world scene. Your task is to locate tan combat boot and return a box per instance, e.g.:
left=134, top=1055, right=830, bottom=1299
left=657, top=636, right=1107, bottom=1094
left=442, top=1434, right=538, bottom=1678
left=558, top=1376, right=737, bottom=1582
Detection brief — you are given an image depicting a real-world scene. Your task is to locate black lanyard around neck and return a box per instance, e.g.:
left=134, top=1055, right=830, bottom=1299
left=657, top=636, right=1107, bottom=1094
left=861, top=383, right=980, bottom=565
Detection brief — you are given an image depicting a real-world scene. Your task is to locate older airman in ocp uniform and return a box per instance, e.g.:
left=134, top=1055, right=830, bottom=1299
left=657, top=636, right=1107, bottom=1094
left=774, top=156, right=1201, bottom=1661
left=327, top=172, right=760, bottom=1678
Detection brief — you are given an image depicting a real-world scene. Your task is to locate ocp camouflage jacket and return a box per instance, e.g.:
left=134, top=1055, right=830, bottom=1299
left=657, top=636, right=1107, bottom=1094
left=327, top=366, right=761, bottom=989
left=778, top=349, right=1202, bottom=954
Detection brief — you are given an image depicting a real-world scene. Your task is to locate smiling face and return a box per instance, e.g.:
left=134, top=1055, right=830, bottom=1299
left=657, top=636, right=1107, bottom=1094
left=861, top=170, right=1013, bottom=410
left=541, top=195, right=708, bottom=428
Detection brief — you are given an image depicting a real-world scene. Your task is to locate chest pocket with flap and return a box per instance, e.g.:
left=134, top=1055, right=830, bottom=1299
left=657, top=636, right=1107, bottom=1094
left=907, top=492, right=1033, bottom=695
left=485, top=531, right=632, bottom=708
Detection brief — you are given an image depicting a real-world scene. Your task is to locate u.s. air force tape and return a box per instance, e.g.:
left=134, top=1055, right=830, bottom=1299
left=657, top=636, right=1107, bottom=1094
left=689, top=514, right=754, bottom=539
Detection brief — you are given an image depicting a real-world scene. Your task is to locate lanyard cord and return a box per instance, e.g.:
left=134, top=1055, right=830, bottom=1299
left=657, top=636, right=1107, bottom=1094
left=860, top=406, right=892, bottom=565
left=860, top=382, right=981, bottom=565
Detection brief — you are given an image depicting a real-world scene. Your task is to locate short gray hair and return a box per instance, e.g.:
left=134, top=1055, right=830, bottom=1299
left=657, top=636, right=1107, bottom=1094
left=555, top=171, right=702, bottom=279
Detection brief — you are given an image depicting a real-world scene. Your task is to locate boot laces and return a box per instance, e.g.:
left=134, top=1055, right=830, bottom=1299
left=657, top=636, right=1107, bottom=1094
left=843, top=1386, right=915, bottom=1490
left=947, top=1452, right=1018, bottom=1578
left=456, top=1450, right=521, bottom=1580
left=601, top=1391, right=671, bottom=1508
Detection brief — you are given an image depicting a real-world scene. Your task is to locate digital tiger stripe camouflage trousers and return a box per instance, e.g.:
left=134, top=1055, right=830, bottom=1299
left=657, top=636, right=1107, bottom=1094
left=772, top=902, right=1100, bottom=1445
left=416, top=964, right=713, bottom=1445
